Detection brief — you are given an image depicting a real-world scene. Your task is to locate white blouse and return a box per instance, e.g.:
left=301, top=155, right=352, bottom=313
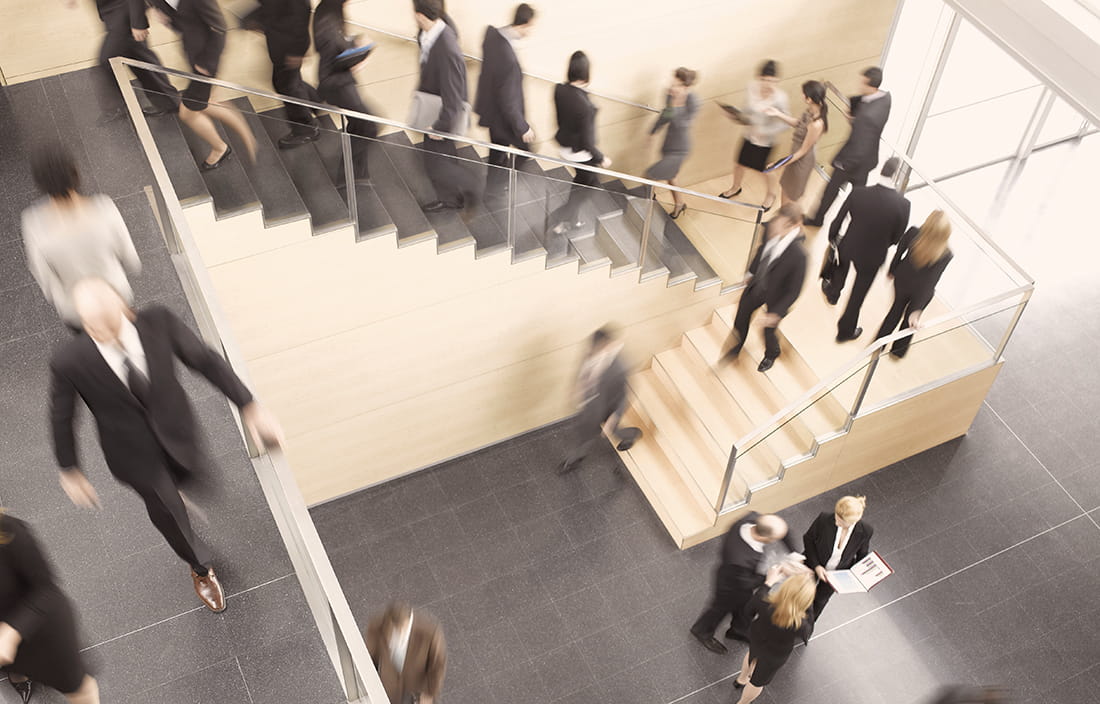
left=825, top=525, right=853, bottom=571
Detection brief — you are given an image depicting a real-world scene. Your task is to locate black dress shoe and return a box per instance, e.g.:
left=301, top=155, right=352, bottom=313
left=803, top=216, right=824, bottom=227
left=424, top=200, right=463, bottom=213
left=278, top=128, right=320, bottom=149
left=691, top=629, right=729, bottom=654
left=200, top=145, right=233, bottom=172
left=725, top=628, right=750, bottom=642
left=616, top=427, right=642, bottom=451
left=836, top=327, right=863, bottom=343
left=757, top=357, right=775, bottom=372
left=9, top=678, right=32, bottom=703
left=143, top=104, right=176, bottom=117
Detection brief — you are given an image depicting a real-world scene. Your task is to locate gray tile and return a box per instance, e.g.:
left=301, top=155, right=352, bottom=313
left=223, top=575, right=314, bottom=654
left=553, top=584, right=614, bottom=641
left=453, top=493, right=511, bottom=541
left=464, top=618, right=525, bottom=677
left=237, top=629, right=346, bottom=704
left=121, top=657, right=253, bottom=704
left=532, top=643, right=596, bottom=701
left=510, top=601, right=572, bottom=660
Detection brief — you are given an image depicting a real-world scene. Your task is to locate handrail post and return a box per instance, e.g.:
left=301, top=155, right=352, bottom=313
left=994, top=288, right=1032, bottom=360
left=638, top=187, right=655, bottom=279
left=848, top=346, right=883, bottom=421
left=341, top=115, right=359, bottom=236
left=715, top=445, right=737, bottom=514
left=507, top=153, right=518, bottom=252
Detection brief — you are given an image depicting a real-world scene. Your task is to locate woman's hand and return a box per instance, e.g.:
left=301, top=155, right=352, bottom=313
left=0, top=623, right=22, bottom=666
left=814, top=565, right=828, bottom=582
left=764, top=564, right=783, bottom=586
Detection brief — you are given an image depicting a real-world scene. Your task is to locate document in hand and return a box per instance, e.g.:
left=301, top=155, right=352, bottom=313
left=717, top=103, right=752, bottom=125
left=824, top=551, right=893, bottom=593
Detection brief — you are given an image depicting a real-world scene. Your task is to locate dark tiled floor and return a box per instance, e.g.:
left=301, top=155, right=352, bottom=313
left=315, top=134, right=1100, bottom=704
left=0, top=71, right=343, bottom=703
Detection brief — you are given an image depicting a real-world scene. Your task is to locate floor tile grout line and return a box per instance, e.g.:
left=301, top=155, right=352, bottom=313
left=983, top=400, right=1100, bottom=531
left=236, top=656, right=256, bottom=704
left=664, top=509, right=1093, bottom=704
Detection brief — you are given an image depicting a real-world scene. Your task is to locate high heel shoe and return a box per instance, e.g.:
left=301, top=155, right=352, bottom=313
left=670, top=203, right=687, bottom=219
left=200, top=145, right=233, bottom=172
left=733, top=679, right=747, bottom=690
left=719, top=188, right=742, bottom=199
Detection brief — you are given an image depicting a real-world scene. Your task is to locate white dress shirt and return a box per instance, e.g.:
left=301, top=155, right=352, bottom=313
left=759, top=226, right=802, bottom=270
left=92, top=318, right=149, bottom=389
left=740, top=523, right=765, bottom=553
left=389, top=612, right=414, bottom=673
left=419, top=19, right=446, bottom=64
left=825, top=525, right=853, bottom=571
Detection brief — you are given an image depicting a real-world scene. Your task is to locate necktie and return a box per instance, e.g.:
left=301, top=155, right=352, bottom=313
left=124, top=355, right=151, bottom=407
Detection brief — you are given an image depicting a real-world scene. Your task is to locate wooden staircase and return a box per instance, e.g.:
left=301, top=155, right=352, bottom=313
left=618, top=299, right=850, bottom=548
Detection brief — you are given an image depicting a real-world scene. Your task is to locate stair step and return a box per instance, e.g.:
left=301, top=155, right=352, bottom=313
left=145, top=113, right=210, bottom=207
left=624, top=199, right=698, bottom=286
left=308, top=119, right=397, bottom=242
left=593, top=216, right=638, bottom=276
left=367, top=136, right=435, bottom=245
left=258, top=108, right=350, bottom=235
left=663, top=213, right=723, bottom=289
left=511, top=200, right=549, bottom=262
left=179, top=116, right=261, bottom=219
left=598, top=211, right=669, bottom=279
left=569, top=233, right=609, bottom=272
left=225, top=98, right=309, bottom=228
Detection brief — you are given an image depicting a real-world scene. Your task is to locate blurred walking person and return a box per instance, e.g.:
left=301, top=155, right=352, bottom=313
left=145, top=0, right=257, bottom=170
left=719, top=60, right=790, bottom=211
left=22, top=144, right=141, bottom=332
left=49, top=279, right=284, bottom=612
left=474, top=3, right=537, bottom=177
left=0, top=512, right=100, bottom=704
left=645, top=67, right=700, bottom=219
left=560, top=326, right=642, bottom=474
left=365, top=602, right=447, bottom=704
left=767, top=80, right=828, bottom=206
left=252, top=0, right=322, bottom=148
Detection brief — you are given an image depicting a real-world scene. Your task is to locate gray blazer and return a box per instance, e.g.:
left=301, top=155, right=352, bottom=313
left=834, top=91, right=891, bottom=173
left=650, top=92, right=698, bottom=155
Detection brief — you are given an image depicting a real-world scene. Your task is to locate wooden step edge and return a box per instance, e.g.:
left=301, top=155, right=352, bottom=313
left=653, top=347, right=747, bottom=453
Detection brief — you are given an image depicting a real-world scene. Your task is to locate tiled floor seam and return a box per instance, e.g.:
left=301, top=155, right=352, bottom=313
left=236, top=656, right=256, bottom=704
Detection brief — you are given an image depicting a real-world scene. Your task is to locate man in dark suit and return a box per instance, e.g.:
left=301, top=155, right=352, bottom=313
left=474, top=4, right=537, bottom=171
left=805, top=67, right=892, bottom=228
left=250, top=0, right=322, bottom=148
left=560, top=326, right=641, bottom=473
left=49, top=279, right=283, bottom=613
left=825, top=156, right=910, bottom=342
left=414, top=0, right=472, bottom=212
left=801, top=496, right=872, bottom=618
left=722, top=203, right=808, bottom=373
left=690, top=513, right=795, bottom=654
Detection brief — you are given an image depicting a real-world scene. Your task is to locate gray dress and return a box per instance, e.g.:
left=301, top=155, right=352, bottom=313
left=779, top=110, right=819, bottom=200
left=645, top=92, right=699, bottom=181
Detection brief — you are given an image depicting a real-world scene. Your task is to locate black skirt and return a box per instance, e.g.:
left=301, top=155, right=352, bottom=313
left=737, top=140, right=772, bottom=172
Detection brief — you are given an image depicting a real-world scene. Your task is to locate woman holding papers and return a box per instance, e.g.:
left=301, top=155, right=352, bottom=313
left=718, top=59, right=790, bottom=211
left=766, top=80, right=829, bottom=206
left=732, top=570, right=815, bottom=704
left=802, top=495, right=873, bottom=618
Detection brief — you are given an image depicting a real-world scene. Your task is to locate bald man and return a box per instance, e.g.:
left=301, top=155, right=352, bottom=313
left=690, top=513, right=795, bottom=654
left=48, top=279, right=282, bottom=612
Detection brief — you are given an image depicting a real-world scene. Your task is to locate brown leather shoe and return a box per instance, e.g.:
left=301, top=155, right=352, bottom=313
left=192, top=568, right=226, bottom=612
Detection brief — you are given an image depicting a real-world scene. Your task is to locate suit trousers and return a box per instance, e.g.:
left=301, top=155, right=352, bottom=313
left=98, top=7, right=180, bottom=112
left=691, top=568, right=755, bottom=639
left=268, top=37, right=319, bottom=134
left=420, top=136, right=470, bottom=205
left=550, top=158, right=602, bottom=228
left=126, top=455, right=211, bottom=572
left=563, top=397, right=625, bottom=466
left=875, top=291, right=917, bottom=356
left=319, top=78, right=377, bottom=180
left=826, top=258, right=878, bottom=337
left=812, top=164, right=870, bottom=223
left=487, top=126, right=529, bottom=169
left=730, top=285, right=782, bottom=360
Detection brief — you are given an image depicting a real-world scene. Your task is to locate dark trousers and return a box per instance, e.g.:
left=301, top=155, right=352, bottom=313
left=826, top=258, right=878, bottom=337
left=268, top=39, right=319, bottom=134
left=128, top=465, right=210, bottom=572
left=420, top=136, right=470, bottom=205
left=487, top=126, right=528, bottom=169
left=563, top=399, right=624, bottom=466
left=730, top=284, right=782, bottom=360
left=811, top=579, right=835, bottom=620
left=550, top=158, right=602, bottom=228
left=99, top=7, right=180, bottom=112
left=319, top=78, right=377, bottom=180
left=875, top=290, right=917, bottom=357
left=812, top=164, right=870, bottom=223
left=691, top=568, right=756, bottom=639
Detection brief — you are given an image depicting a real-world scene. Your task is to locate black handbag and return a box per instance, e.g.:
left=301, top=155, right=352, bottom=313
left=819, top=241, right=840, bottom=282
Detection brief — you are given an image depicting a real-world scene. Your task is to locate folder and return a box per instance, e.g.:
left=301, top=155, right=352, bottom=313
left=334, top=42, right=376, bottom=72
left=717, top=102, right=751, bottom=125
left=824, top=551, right=893, bottom=593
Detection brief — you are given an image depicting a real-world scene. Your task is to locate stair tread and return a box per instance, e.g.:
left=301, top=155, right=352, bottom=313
left=367, top=137, right=435, bottom=243
left=226, top=97, right=309, bottom=227
left=306, top=123, right=397, bottom=240
left=593, top=218, right=637, bottom=275
left=599, top=212, right=668, bottom=277
left=569, top=234, right=609, bottom=269
left=180, top=115, right=261, bottom=218
left=661, top=214, right=722, bottom=288
left=145, top=113, right=210, bottom=206
left=378, top=133, right=473, bottom=250
left=625, top=199, right=697, bottom=285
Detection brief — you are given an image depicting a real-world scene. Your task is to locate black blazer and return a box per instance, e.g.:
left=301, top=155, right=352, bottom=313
left=474, top=26, right=529, bottom=138
left=0, top=516, right=67, bottom=646
left=889, top=226, right=953, bottom=311
left=313, top=1, right=352, bottom=88
left=146, top=0, right=227, bottom=75
left=256, top=0, right=313, bottom=56
left=746, top=229, right=808, bottom=318
left=49, top=306, right=252, bottom=490
left=97, top=0, right=149, bottom=28
left=716, top=513, right=799, bottom=592
left=834, top=92, right=891, bottom=174
left=830, top=184, right=911, bottom=271
left=746, top=584, right=814, bottom=652
left=417, top=23, right=468, bottom=134
left=802, top=512, right=873, bottom=571
left=554, top=83, right=603, bottom=163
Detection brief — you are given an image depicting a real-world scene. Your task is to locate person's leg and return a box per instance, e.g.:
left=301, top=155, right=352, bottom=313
left=823, top=258, right=852, bottom=305
left=875, top=292, right=909, bottom=344
left=205, top=102, right=257, bottom=161
left=97, top=8, right=178, bottom=115
left=136, top=474, right=211, bottom=572
left=736, top=682, right=764, bottom=704
left=327, top=80, right=377, bottom=181
left=268, top=39, right=318, bottom=141
left=762, top=321, right=782, bottom=361
left=734, top=651, right=753, bottom=686
left=890, top=300, right=917, bottom=357
left=723, top=163, right=746, bottom=197
left=421, top=137, right=464, bottom=206
left=179, top=105, right=229, bottom=165
left=837, top=265, right=876, bottom=339
left=763, top=169, right=780, bottom=210
left=64, top=675, right=100, bottom=704
left=552, top=158, right=600, bottom=231
left=808, top=165, right=851, bottom=225
left=725, top=290, right=760, bottom=360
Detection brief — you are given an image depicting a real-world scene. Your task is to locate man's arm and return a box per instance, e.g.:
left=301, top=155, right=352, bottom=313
left=893, top=198, right=911, bottom=246
left=432, top=39, right=467, bottom=134
left=768, top=250, right=808, bottom=318
left=129, top=0, right=150, bottom=31
left=49, top=360, right=80, bottom=470
left=1, top=521, right=62, bottom=647
left=828, top=192, right=853, bottom=244
left=192, top=0, right=228, bottom=76
left=501, top=61, right=530, bottom=139
left=423, top=623, right=447, bottom=700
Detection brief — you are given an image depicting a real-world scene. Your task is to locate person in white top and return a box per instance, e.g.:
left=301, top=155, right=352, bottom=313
left=21, top=144, right=141, bottom=330
left=719, top=59, right=791, bottom=210
left=801, top=495, right=873, bottom=618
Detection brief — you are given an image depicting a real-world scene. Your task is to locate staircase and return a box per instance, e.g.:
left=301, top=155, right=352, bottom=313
left=145, top=96, right=723, bottom=289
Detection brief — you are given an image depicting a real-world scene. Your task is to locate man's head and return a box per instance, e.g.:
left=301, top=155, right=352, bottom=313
left=381, top=601, right=413, bottom=633
left=860, top=66, right=883, bottom=95
left=413, top=0, right=444, bottom=30
left=768, top=202, right=803, bottom=238
left=589, top=325, right=622, bottom=356
left=72, top=278, right=129, bottom=344
left=752, top=514, right=788, bottom=543
left=512, top=3, right=536, bottom=37
left=880, top=156, right=901, bottom=180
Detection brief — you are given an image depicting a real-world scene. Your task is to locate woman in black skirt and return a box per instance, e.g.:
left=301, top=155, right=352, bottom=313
left=733, top=570, right=815, bottom=704
left=0, top=512, right=98, bottom=704
left=719, top=60, right=790, bottom=210
left=645, top=67, right=699, bottom=219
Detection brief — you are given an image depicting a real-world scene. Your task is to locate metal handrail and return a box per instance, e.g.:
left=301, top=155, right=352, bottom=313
left=113, top=57, right=764, bottom=213
left=344, top=20, right=662, bottom=114
left=109, top=57, right=387, bottom=703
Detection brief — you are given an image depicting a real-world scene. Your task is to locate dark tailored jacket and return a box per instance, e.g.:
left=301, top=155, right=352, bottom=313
left=365, top=611, right=447, bottom=703
left=49, top=306, right=253, bottom=490
left=256, top=0, right=313, bottom=56
left=746, top=229, right=808, bottom=318
left=650, top=92, right=699, bottom=154
left=834, top=91, right=891, bottom=173
left=889, top=226, right=954, bottom=311
left=578, top=352, right=628, bottom=429
left=0, top=516, right=66, bottom=645
left=745, top=584, right=814, bottom=654
left=417, top=23, right=468, bottom=134
left=97, top=0, right=149, bottom=29
left=829, top=183, right=911, bottom=271
left=554, top=83, right=603, bottom=163
left=474, top=26, right=529, bottom=139
left=312, top=1, right=352, bottom=87
left=801, top=512, right=873, bottom=571
left=717, top=513, right=798, bottom=592
left=145, top=0, right=227, bottom=75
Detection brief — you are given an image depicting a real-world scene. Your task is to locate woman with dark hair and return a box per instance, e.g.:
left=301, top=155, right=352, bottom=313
left=720, top=59, right=790, bottom=210
left=768, top=80, right=828, bottom=205
left=548, top=50, right=610, bottom=236
left=0, top=512, right=99, bottom=704
left=21, top=144, right=141, bottom=331
left=645, top=67, right=699, bottom=218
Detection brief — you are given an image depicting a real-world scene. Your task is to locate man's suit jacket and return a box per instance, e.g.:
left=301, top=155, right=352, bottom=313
left=746, top=230, right=808, bottom=319
left=834, top=92, right=891, bottom=174
left=97, top=0, right=149, bottom=29
left=554, top=83, right=603, bottom=163
left=830, top=184, right=910, bottom=271
left=717, top=513, right=798, bottom=592
left=49, top=306, right=252, bottom=490
left=474, top=26, right=529, bottom=140
left=578, top=352, right=628, bottom=430
left=256, top=0, right=312, bottom=56
left=417, top=23, right=468, bottom=134
left=801, top=512, right=873, bottom=571
left=365, top=611, right=447, bottom=704
left=146, top=0, right=227, bottom=75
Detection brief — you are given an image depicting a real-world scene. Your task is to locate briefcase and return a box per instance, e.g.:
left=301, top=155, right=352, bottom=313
left=407, top=91, right=471, bottom=136
left=819, top=241, right=840, bottom=282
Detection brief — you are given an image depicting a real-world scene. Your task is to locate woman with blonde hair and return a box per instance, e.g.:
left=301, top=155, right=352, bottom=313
left=732, top=568, right=816, bottom=703
left=875, top=210, right=954, bottom=358
left=802, top=495, right=873, bottom=618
